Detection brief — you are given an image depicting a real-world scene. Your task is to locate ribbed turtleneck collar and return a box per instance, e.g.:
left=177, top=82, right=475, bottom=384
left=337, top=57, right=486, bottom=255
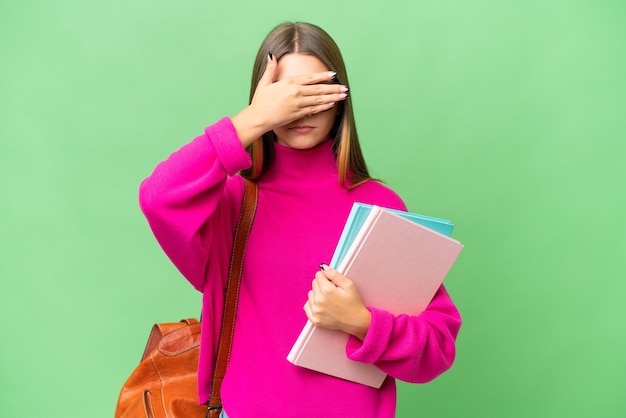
left=261, top=139, right=339, bottom=187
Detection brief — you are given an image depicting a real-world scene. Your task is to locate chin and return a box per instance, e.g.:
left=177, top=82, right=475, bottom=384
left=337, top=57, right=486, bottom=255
left=277, top=136, right=329, bottom=150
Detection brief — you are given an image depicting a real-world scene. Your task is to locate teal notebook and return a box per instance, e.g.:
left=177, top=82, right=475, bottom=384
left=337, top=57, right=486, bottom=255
left=329, top=203, right=455, bottom=268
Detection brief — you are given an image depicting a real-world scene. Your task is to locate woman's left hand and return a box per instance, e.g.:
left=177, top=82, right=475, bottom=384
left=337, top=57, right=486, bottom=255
left=304, top=265, right=372, bottom=341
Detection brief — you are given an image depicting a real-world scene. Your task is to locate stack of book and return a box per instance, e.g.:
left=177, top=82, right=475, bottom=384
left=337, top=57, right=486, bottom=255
left=287, top=203, right=464, bottom=388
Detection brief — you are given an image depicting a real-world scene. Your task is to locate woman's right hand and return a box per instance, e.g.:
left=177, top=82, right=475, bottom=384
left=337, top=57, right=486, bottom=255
left=231, top=54, right=348, bottom=147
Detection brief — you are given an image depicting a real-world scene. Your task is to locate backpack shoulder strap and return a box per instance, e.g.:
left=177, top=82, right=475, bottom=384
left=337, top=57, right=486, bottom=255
left=208, top=177, right=258, bottom=416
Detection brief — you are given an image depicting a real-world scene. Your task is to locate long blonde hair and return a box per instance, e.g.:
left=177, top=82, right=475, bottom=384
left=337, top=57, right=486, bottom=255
left=240, top=22, right=371, bottom=188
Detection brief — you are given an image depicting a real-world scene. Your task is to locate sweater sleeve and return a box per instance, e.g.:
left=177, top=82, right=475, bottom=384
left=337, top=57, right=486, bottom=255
left=138, top=117, right=252, bottom=291
left=345, top=285, right=461, bottom=383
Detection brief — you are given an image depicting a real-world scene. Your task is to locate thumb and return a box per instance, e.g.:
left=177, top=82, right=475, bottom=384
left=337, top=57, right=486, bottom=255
left=320, top=264, right=350, bottom=288
left=256, top=52, right=277, bottom=89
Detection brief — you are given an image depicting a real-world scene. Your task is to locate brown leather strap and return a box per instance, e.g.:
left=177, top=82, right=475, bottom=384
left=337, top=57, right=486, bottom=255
left=208, top=177, right=258, bottom=417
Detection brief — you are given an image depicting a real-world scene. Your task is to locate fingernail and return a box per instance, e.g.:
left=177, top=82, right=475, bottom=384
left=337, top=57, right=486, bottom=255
left=340, top=86, right=349, bottom=92
left=268, top=52, right=273, bottom=61
left=319, top=263, right=329, bottom=271
left=328, top=71, right=337, bottom=78
left=338, top=93, right=347, bottom=99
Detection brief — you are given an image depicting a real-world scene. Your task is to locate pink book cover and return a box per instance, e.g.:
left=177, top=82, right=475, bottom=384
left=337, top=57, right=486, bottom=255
left=287, top=206, right=464, bottom=387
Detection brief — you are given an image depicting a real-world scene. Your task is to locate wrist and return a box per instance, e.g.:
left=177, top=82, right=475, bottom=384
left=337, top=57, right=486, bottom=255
left=345, top=307, right=372, bottom=341
left=231, top=106, right=269, bottom=147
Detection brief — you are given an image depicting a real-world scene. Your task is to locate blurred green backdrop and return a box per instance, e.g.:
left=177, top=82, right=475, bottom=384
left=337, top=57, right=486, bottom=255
left=1, top=0, right=625, bottom=417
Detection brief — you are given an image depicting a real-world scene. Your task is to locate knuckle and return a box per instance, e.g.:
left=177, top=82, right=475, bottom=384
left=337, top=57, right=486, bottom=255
left=313, top=306, right=326, bottom=317
left=287, top=84, right=298, bottom=96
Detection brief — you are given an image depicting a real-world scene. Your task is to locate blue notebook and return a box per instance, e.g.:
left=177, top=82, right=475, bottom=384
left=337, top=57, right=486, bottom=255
left=329, top=203, right=455, bottom=268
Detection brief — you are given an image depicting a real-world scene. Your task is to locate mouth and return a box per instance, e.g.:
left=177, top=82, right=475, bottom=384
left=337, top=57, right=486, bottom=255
left=289, top=125, right=314, bottom=134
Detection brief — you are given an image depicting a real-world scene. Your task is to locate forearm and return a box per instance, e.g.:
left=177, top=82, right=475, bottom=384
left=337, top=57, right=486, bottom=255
left=346, top=286, right=462, bottom=383
left=139, top=118, right=251, bottom=290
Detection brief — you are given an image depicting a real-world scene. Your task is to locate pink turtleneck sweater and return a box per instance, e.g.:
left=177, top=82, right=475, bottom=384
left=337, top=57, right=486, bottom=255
left=139, top=117, right=461, bottom=417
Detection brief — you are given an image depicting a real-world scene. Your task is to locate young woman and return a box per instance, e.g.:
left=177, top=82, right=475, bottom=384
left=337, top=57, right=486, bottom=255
left=139, top=22, right=461, bottom=418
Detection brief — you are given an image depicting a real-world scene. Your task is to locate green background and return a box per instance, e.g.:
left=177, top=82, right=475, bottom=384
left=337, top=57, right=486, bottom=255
left=1, top=0, right=625, bottom=417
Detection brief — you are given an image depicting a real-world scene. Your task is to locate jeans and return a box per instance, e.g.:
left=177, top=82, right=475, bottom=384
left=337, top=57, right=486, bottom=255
left=220, top=410, right=229, bottom=418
